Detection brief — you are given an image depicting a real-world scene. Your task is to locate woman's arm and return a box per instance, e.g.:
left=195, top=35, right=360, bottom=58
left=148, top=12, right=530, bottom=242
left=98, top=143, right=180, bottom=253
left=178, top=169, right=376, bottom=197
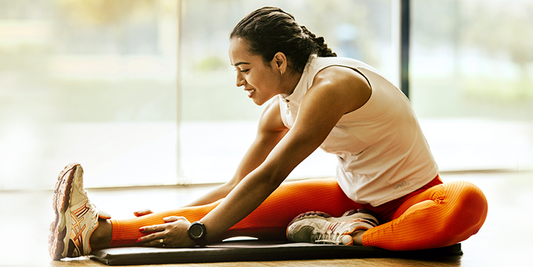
left=200, top=66, right=371, bottom=241
left=185, top=97, right=289, bottom=207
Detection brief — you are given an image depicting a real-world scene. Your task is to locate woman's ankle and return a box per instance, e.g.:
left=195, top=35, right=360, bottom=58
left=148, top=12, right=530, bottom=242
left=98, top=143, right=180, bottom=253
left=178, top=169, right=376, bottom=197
left=90, top=219, right=113, bottom=250
left=351, top=229, right=366, bottom=246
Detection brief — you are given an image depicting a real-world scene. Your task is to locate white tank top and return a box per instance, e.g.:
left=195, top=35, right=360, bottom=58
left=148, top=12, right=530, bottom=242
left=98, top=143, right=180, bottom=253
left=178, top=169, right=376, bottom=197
left=279, top=55, right=438, bottom=206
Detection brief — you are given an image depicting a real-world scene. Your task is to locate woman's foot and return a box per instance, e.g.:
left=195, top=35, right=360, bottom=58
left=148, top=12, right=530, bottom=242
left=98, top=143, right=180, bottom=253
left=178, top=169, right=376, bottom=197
left=49, top=163, right=111, bottom=260
left=286, top=209, right=379, bottom=245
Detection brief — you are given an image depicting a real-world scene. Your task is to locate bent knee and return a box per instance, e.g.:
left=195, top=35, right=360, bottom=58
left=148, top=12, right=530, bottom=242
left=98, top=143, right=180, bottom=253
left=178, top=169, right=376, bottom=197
left=449, top=181, right=488, bottom=211
left=443, top=181, right=488, bottom=234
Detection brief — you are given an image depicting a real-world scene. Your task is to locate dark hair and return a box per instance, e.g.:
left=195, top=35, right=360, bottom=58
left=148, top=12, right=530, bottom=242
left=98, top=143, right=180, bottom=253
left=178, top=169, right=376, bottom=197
left=230, top=6, right=336, bottom=73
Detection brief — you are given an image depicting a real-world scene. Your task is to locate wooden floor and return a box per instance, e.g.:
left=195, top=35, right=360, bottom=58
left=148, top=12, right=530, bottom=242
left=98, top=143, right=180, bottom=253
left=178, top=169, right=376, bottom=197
left=2, top=171, right=532, bottom=267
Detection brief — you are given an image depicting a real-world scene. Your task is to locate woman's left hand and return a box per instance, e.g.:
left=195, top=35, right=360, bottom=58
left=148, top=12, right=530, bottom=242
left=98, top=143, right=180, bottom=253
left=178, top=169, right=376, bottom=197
left=137, top=216, right=196, bottom=248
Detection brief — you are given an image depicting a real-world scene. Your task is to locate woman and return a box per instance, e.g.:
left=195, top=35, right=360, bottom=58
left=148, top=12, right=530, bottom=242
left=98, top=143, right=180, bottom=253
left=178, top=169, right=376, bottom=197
left=49, top=7, right=487, bottom=260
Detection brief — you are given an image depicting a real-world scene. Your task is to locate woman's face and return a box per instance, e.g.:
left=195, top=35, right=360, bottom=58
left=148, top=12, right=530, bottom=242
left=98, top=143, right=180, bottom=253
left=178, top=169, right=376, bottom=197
left=228, top=37, right=284, bottom=106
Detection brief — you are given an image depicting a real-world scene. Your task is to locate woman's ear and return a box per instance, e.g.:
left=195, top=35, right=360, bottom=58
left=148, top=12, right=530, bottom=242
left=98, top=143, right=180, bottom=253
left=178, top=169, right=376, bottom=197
left=272, top=52, right=288, bottom=75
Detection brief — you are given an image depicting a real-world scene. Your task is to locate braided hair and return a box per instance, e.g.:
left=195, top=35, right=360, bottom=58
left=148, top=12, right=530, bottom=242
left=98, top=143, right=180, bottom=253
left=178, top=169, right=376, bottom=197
left=230, top=7, right=336, bottom=73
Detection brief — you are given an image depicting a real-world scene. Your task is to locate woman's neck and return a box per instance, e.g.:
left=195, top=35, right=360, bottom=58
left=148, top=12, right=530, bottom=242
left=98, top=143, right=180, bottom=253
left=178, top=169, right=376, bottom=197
left=280, top=69, right=302, bottom=98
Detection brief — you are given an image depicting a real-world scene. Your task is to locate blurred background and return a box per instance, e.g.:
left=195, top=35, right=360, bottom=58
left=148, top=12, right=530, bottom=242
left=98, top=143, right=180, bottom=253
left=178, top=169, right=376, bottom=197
left=0, top=0, right=532, bottom=190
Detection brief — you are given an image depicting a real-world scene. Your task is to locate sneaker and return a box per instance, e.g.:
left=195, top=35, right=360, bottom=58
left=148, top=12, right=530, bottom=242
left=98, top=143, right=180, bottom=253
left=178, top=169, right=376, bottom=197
left=49, top=163, right=110, bottom=260
left=286, top=209, right=379, bottom=245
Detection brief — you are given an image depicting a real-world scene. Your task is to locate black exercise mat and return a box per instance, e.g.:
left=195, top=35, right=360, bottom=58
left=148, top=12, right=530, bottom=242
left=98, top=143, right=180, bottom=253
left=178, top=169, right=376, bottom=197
left=89, top=241, right=463, bottom=265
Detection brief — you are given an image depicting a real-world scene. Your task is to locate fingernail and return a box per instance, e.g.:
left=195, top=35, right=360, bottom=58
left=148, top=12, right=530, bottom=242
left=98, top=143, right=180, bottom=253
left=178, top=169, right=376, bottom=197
left=136, top=238, right=142, bottom=243
left=139, top=227, right=145, bottom=232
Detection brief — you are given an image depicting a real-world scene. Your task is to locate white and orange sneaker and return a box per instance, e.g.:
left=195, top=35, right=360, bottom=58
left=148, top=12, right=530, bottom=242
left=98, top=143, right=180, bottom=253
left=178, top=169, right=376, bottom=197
left=287, top=209, right=379, bottom=245
left=49, top=163, right=110, bottom=260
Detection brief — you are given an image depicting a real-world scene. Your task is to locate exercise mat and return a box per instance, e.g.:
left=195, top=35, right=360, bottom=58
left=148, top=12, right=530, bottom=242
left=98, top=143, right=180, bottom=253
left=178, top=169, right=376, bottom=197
left=90, top=241, right=463, bottom=265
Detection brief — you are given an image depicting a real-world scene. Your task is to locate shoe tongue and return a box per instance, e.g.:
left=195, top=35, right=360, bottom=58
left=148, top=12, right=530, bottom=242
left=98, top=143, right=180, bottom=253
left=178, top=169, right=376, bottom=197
left=98, top=209, right=112, bottom=219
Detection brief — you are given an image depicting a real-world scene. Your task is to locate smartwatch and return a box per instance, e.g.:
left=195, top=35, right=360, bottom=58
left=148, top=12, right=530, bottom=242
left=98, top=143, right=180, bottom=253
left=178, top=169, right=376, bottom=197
left=187, top=221, right=207, bottom=247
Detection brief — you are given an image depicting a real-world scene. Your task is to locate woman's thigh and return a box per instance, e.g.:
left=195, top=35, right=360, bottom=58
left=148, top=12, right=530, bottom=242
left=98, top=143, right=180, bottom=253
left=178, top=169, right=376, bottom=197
left=230, top=178, right=363, bottom=232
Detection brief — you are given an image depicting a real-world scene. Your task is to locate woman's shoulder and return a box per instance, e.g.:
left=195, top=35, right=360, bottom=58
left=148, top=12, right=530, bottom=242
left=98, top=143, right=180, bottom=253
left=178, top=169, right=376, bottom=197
left=313, top=65, right=370, bottom=89
left=307, top=65, right=372, bottom=115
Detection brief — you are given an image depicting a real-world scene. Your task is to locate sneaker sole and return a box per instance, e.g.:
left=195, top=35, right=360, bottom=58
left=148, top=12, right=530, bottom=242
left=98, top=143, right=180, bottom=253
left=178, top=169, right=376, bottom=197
left=49, top=163, right=79, bottom=260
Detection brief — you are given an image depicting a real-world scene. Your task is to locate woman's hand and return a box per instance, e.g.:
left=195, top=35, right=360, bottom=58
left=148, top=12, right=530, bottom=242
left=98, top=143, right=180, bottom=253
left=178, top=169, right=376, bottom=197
left=137, top=216, right=196, bottom=248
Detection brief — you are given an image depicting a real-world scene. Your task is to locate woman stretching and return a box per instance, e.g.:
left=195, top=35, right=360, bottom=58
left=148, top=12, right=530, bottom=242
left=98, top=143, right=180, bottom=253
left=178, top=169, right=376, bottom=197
left=49, top=6, right=488, bottom=260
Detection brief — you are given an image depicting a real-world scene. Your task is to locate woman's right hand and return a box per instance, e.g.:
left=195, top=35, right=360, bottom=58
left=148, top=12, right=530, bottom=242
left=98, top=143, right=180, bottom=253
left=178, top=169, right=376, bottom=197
left=134, top=209, right=153, bottom=217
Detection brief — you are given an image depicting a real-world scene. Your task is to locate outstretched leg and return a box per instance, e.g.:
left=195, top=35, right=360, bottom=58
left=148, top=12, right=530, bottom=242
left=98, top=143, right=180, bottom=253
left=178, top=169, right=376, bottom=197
left=362, top=181, right=488, bottom=251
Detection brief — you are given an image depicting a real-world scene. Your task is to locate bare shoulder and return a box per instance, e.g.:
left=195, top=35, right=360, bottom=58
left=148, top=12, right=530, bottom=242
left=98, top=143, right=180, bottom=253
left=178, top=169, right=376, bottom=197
left=308, top=66, right=371, bottom=114
left=313, top=65, right=370, bottom=88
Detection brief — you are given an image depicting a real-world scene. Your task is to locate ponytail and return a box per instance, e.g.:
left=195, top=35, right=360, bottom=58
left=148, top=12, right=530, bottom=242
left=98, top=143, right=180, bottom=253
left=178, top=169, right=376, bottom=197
left=300, top=26, right=337, bottom=57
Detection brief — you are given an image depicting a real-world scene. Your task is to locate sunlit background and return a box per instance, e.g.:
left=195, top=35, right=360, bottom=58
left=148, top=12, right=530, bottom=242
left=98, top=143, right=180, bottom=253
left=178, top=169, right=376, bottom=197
left=0, top=0, right=532, bottom=191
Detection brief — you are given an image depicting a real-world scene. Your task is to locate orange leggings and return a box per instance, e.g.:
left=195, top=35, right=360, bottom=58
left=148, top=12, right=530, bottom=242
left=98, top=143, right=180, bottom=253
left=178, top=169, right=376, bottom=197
left=110, top=176, right=488, bottom=251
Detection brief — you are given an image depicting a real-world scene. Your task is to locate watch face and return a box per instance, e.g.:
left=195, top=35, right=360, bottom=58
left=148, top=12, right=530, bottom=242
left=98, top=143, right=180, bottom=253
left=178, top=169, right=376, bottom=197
left=190, top=224, right=205, bottom=239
